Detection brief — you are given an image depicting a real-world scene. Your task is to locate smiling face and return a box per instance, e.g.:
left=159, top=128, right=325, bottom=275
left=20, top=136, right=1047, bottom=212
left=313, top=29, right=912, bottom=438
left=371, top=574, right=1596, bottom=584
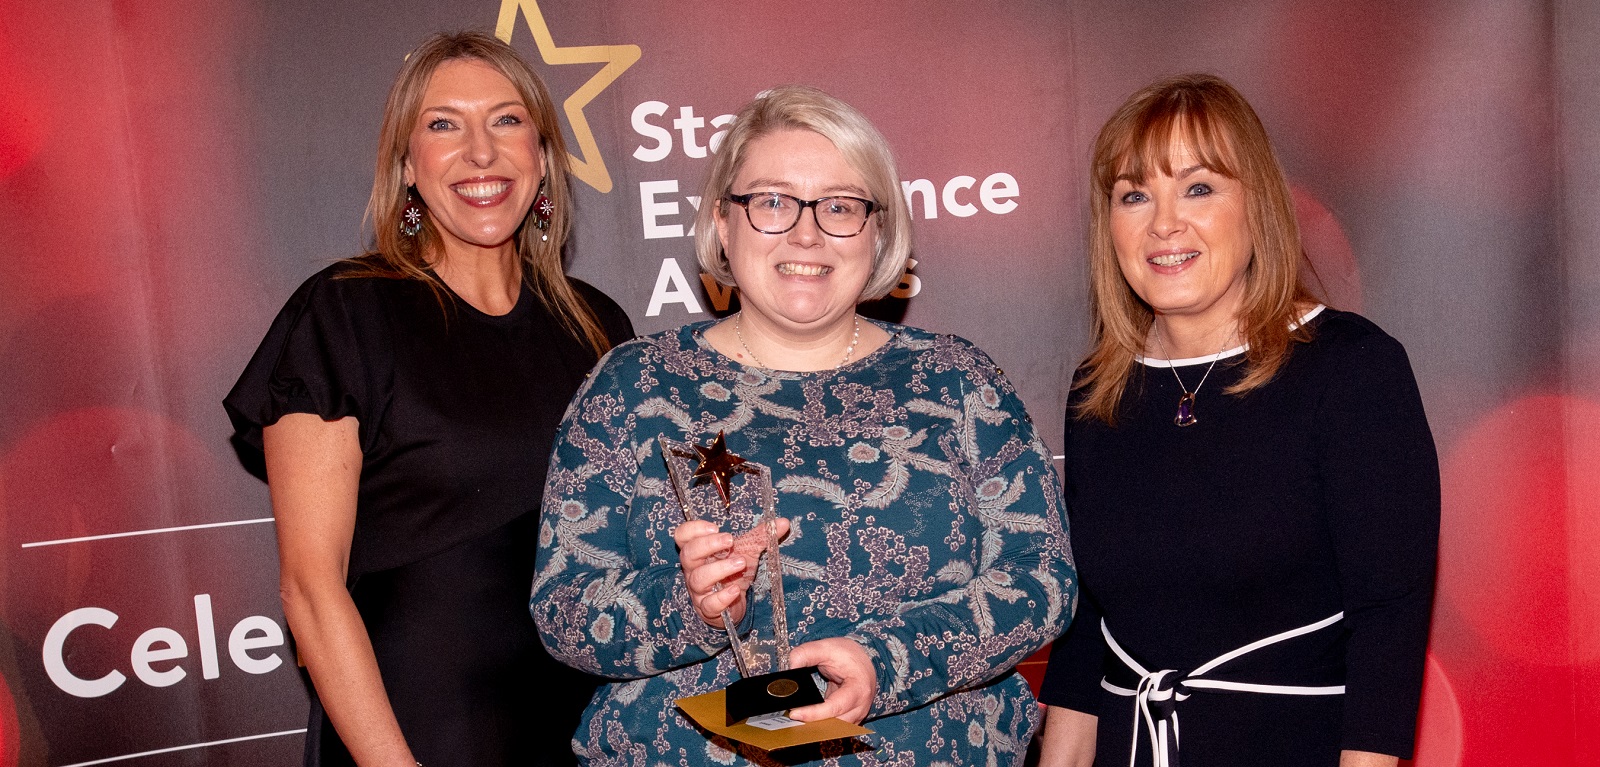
left=714, top=128, right=877, bottom=334
left=1110, top=139, right=1254, bottom=338
left=403, top=58, right=544, bottom=263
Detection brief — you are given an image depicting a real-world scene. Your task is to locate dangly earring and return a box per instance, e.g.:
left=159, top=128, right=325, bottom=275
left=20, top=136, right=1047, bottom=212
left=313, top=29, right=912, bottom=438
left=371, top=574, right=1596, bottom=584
left=400, top=187, right=424, bottom=237
left=532, top=177, right=553, bottom=242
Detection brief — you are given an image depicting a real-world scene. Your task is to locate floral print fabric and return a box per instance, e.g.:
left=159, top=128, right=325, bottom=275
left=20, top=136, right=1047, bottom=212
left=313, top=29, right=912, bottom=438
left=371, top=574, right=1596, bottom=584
left=533, top=320, right=1075, bottom=765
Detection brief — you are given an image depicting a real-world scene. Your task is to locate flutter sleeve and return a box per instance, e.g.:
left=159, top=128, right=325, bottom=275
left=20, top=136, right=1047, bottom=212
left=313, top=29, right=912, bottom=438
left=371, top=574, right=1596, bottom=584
left=1315, top=326, right=1439, bottom=758
left=531, top=341, right=730, bottom=679
left=223, top=266, right=388, bottom=456
left=849, top=344, right=1077, bottom=717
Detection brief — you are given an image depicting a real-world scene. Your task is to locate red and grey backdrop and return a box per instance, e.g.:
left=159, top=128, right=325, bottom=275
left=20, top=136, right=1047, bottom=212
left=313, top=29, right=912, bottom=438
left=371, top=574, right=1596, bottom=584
left=0, top=0, right=1595, bottom=764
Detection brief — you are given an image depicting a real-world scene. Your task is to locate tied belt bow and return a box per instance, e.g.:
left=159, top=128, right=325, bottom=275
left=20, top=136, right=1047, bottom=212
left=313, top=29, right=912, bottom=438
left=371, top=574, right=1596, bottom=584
left=1100, top=612, right=1346, bottom=767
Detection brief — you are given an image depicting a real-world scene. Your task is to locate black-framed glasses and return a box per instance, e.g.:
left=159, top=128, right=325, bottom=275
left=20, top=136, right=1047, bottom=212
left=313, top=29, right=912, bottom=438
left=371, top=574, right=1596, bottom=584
left=726, top=192, right=879, bottom=238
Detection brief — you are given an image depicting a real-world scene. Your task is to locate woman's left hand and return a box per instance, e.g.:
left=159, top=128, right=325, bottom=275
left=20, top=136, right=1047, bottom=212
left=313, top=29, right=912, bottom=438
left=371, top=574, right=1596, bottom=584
left=786, top=637, right=877, bottom=725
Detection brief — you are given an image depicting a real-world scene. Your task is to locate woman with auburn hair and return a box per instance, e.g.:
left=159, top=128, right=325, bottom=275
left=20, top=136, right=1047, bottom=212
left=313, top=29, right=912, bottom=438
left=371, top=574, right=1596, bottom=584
left=225, top=31, right=632, bottom=766
left=1037, top=74, right=1439, bottom=767
left=533, top=85, right=1072, bottom=764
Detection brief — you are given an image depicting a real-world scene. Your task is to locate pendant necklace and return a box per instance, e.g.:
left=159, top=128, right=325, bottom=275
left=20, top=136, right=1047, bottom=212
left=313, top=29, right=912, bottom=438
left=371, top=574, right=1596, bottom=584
left=735, top=312, right=861, bottom=371
left=1153, top=325, right=1235, bottom=427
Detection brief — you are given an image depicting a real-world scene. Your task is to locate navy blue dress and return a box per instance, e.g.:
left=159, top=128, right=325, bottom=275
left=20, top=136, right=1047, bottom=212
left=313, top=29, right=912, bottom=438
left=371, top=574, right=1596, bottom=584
left=1040, top=308, right=1439, bottom=766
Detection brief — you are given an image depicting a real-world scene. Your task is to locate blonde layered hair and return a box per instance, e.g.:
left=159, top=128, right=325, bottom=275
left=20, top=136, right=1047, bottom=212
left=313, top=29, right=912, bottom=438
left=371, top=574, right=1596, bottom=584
left=694, top=85, right=911, bottom=301
left=348, top=31, right=610, bottom=356
left=1076, top=73, right=1318, bottom=424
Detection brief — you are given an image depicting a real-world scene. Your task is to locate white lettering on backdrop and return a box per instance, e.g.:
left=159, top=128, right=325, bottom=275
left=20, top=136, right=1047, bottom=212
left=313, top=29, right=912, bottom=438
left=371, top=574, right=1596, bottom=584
left=43, top=594, right=286, bottom=698
left=631, top=100, right=1020, bottom=316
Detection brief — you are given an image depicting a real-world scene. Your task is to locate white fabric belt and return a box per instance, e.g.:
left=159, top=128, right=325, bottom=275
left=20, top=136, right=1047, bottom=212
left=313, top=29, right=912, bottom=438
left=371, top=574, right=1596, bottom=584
left=1099, top=612, right=1346, bottom=767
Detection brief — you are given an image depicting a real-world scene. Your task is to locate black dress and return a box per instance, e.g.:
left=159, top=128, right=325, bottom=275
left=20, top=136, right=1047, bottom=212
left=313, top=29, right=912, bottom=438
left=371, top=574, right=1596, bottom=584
left=224, top=262, right=634, bottom=767
left=1040, top=308, right=1439, bottom=766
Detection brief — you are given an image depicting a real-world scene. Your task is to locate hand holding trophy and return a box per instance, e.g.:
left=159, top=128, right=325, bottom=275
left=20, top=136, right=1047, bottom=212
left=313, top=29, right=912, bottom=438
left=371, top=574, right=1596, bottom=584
left=663, top=433, right=809, bottom=700
left=667, top=432, right=785, bottom=672
left=665, top=432, right=871, bottom=746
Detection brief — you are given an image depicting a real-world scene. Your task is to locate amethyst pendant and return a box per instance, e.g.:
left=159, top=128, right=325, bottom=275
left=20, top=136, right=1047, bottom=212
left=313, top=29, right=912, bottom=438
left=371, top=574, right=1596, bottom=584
left=1174, top=393, right=1198, bottom=427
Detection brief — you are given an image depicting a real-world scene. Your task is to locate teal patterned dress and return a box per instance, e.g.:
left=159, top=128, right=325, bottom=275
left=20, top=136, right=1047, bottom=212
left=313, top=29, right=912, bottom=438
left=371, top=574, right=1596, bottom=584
left=533, top=319, right=1075, bottom=766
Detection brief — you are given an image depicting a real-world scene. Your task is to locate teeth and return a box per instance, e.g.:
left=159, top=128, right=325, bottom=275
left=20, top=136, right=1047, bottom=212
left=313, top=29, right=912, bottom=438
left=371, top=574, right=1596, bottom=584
left=777, top=263, right=831, bottom=276
left=1150, top=251, right=1198, bottom=267
left=453, top=180, right=509, bottom=199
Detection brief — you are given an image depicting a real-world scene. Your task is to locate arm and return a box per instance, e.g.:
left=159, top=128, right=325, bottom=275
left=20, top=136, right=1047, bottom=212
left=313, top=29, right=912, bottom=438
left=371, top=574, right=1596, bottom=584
left=1038, top=706, right=1098, bottom=767
left=531, top=355, right=733, bottom=678
left=1030, top=398, right=1107, bottom=765
left=1036, top=404, right=1103, bottom=766
left=1316, top=333, right=1440, bottom=759
left=266, top=414, right=415, bottom=767
left=849, top=359, right=1076, bottom=718
left=1037, top=585, right=1107, bottom=766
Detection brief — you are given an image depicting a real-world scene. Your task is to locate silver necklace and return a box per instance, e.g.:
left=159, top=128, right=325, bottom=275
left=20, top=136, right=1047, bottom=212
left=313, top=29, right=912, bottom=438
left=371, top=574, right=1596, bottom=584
left=1153, top=326, right=1234, bottom=427
left=735, top=312, right=861, bottom=371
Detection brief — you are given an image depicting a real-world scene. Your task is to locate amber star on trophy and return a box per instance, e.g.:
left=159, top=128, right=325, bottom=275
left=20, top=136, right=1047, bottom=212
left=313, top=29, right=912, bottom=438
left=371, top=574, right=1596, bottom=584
left=690, top=431, right=746, bottom=506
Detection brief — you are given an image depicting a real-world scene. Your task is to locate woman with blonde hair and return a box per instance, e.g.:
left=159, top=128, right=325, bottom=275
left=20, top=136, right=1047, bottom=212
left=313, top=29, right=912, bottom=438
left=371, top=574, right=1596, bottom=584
left=226, top=31, right=631, bottom=766
left=1037, top=74, right=1438, bottom=767
left=533, top=85, right=1073, bottom=764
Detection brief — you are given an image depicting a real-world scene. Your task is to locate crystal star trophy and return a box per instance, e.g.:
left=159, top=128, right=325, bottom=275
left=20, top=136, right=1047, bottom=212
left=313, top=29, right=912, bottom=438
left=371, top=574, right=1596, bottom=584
left=659, top=432, right=824, bottom=726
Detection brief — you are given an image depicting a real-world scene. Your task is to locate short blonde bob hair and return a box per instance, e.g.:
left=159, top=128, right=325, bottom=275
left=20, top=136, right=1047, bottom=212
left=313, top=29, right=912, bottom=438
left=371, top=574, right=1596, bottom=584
left=350, top=31, right=610, bottom=356
left=1076, top=73, right=1318, bottom=424
left=694, top=85, right=911, bottom=301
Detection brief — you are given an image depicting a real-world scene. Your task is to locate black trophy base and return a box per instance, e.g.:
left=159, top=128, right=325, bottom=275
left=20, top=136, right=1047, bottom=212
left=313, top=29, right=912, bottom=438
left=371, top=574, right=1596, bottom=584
left=725, top=665, right=825, bottom=725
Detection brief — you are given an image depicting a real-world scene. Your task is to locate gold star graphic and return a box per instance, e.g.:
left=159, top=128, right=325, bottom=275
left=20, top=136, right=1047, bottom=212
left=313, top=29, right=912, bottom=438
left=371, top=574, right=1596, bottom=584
left=496, top=0, right=640, bottom=193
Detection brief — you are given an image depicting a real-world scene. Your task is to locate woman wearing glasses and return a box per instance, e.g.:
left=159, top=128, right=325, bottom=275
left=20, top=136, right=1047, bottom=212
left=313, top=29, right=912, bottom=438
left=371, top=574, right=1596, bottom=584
left=532, top=85, right=1074, bottom=764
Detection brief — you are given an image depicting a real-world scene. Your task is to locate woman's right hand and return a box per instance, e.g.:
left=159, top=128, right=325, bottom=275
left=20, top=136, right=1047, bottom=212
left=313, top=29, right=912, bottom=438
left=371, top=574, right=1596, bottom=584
left=1037, top=705, right=1098, bottom=767
left=672, top=518, right=790, bottom=627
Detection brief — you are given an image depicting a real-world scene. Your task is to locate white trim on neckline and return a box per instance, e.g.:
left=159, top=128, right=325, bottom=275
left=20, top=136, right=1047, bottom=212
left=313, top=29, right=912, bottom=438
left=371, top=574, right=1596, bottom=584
left=1136, top=305, right=1326, bottom=369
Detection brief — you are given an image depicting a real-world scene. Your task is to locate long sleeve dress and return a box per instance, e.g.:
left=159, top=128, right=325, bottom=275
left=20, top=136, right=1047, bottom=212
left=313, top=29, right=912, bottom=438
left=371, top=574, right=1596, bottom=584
left=533, top=319, right=1076, bottom=766
left=224, top=262, right=634, bottom=767
left=1040, top=308, right=1439, bottom=766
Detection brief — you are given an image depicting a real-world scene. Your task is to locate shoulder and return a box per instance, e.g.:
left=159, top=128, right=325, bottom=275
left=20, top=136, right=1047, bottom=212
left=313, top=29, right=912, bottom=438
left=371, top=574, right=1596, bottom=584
left=260, top=261, right=402, bottom=332
left=567, top=277, right=622, bottom=313
left=895, top=323, right=998, bottom=366
left=1292, top=310, right=1426, bottom=412
left=1306, top=307, right=1394, bottom=343
left=887, top=322, right=1013, bottom=391
left=1299, top=308, right=1413, bottom=369
left=283, top=259, right=421, bottom=310
left=571, top=323, right=712, bottom=413
left=568, top=277, right=636, bottom=344
left=635, top=321, right=705, bottom=354
left=593, top=321, right=705, bottom=372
